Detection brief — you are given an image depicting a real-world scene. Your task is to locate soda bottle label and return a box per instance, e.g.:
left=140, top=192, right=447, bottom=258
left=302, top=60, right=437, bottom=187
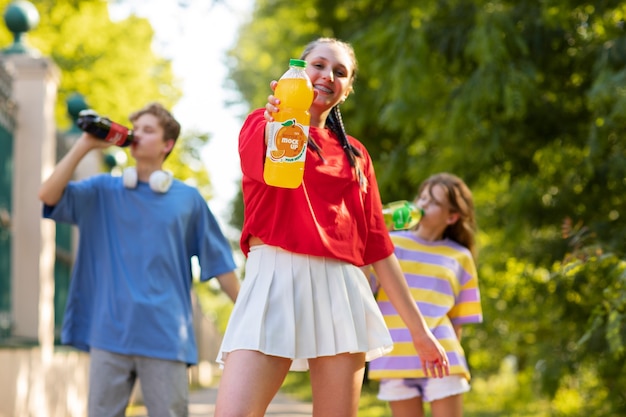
left=383, top=200, right=424, bottom=230
left=392, top=204, right=413, bottom=229
left=266, top=118, right=309, bottom=162
left=104, top=121, right=130, bottom=146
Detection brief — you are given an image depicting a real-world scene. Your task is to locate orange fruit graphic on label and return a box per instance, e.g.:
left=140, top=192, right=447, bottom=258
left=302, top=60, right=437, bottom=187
left=270, top=149, right=285, bottom=159
left=274, top=120, right=306, bottom=158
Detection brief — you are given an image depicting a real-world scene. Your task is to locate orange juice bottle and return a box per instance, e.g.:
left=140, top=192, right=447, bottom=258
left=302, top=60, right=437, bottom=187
left=264, top=59, right=314, bottom=188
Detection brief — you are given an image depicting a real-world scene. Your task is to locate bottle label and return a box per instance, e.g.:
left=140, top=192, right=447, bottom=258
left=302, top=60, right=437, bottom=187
left=266, top=119, right=309, bottom=162
left=104, top=122, right=130, bottom=146
left=392, top=204, right=413, bottom=229
left=383, top=201, right=423, bottom=230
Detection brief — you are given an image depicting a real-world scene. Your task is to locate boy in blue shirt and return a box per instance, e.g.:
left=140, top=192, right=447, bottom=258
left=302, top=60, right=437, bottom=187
left=39, top=102, right=239, bottom=417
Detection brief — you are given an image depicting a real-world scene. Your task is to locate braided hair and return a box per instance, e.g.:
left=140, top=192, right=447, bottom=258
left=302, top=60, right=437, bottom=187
left=300, top=38, right=367, bottom=191
left=327, top=106, right=366, bottom=190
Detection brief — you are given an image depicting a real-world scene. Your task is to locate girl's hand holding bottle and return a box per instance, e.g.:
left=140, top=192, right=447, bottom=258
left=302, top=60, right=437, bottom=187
left=263, top=80, right=279, bottom=124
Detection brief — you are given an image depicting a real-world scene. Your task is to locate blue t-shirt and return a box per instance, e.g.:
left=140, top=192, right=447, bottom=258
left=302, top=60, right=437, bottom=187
left=43, top=174, right=236, bottom=365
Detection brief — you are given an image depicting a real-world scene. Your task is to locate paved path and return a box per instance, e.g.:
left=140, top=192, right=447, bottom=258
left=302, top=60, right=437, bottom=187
left=128, top=386, right=313, bottom=417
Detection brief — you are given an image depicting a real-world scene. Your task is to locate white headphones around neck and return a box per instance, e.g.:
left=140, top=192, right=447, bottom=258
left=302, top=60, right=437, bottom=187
left=122, top=167, right=173, bottom=194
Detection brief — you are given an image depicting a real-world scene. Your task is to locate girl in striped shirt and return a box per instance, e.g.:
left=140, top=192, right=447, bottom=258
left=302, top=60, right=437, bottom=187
left=369, top=172, right=483, bottom=417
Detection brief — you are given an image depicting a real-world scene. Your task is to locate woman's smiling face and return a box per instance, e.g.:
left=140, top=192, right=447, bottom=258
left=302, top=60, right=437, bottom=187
left=303, top=42, right=355, bottom=114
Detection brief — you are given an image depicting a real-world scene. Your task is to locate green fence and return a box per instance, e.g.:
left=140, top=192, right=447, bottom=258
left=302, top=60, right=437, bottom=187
left=53, top=130, right=75, bottom=342
left=0, top=62, right=15, bottom=338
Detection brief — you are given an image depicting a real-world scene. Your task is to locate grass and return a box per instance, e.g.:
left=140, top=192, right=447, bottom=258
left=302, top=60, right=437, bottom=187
left=279, top=366, right=552, bottom=417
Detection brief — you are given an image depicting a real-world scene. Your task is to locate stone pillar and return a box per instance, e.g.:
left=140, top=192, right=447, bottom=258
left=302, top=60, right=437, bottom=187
left=5, top=53, right=60, bottom=356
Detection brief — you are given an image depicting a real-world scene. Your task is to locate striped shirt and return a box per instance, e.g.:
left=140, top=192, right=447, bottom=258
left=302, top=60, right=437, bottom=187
left=368, top=231, right=483, bottom=381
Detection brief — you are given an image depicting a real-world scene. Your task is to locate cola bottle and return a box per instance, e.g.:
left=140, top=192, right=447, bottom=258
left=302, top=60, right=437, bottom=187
left=76, top=109, right=134, bottom=147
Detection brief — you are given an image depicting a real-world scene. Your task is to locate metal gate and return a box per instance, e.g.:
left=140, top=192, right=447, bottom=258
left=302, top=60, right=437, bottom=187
left=0, top=62, right=15, bottom=339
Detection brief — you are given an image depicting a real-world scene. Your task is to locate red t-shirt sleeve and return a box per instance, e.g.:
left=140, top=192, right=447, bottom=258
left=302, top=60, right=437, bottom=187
left=238, top=109, right=267, bottom=183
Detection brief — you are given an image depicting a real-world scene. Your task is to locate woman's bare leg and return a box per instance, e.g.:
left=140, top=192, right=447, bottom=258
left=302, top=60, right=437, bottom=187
left=308, top=353, right=366, bottom=417
left=389, top=397, right=425, bottom=417
left=430, top=394, right=463, bottom=417
left=214, top=350, right=292, bottom=417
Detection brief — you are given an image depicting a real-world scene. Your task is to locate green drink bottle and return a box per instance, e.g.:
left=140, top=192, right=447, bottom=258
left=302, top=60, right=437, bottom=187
left=382, top=200, right=424, bottom=231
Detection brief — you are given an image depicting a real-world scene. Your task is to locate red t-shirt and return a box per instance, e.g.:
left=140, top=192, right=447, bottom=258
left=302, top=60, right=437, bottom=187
left=238, top=108, right=393, bottom=266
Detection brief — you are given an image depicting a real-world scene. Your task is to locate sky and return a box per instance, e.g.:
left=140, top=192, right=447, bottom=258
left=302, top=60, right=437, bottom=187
left=108, top=0, right=253, bottom=240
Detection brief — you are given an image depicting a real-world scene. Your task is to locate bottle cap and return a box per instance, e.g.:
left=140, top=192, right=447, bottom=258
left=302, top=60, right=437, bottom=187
left=289, top=59, right=306, bottom=68
left=78, top=109, right=98, bottom=117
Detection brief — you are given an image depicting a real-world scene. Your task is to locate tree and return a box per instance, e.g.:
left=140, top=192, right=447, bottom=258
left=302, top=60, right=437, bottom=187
left=1, top=0, right=180, bottom=127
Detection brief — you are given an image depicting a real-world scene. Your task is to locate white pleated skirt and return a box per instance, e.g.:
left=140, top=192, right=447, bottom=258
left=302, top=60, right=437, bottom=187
left=217, top=244, right=393, bottom=371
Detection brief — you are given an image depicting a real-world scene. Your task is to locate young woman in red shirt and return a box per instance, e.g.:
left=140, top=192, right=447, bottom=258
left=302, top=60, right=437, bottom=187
left=215, top=37, right=449, bottom=417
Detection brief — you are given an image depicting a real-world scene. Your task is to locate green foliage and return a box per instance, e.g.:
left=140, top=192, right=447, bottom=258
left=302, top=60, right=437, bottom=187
left=480, top=221, right=626, bottom=415
left=280, top=364, right=553, bottom=416
left=541, top=225, right=626, bottom=415
left=0, top=0, right=182, bottom=128
left=193, top=278, right=234, bottom=334
left=164, top=130, right=213, bottom=199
